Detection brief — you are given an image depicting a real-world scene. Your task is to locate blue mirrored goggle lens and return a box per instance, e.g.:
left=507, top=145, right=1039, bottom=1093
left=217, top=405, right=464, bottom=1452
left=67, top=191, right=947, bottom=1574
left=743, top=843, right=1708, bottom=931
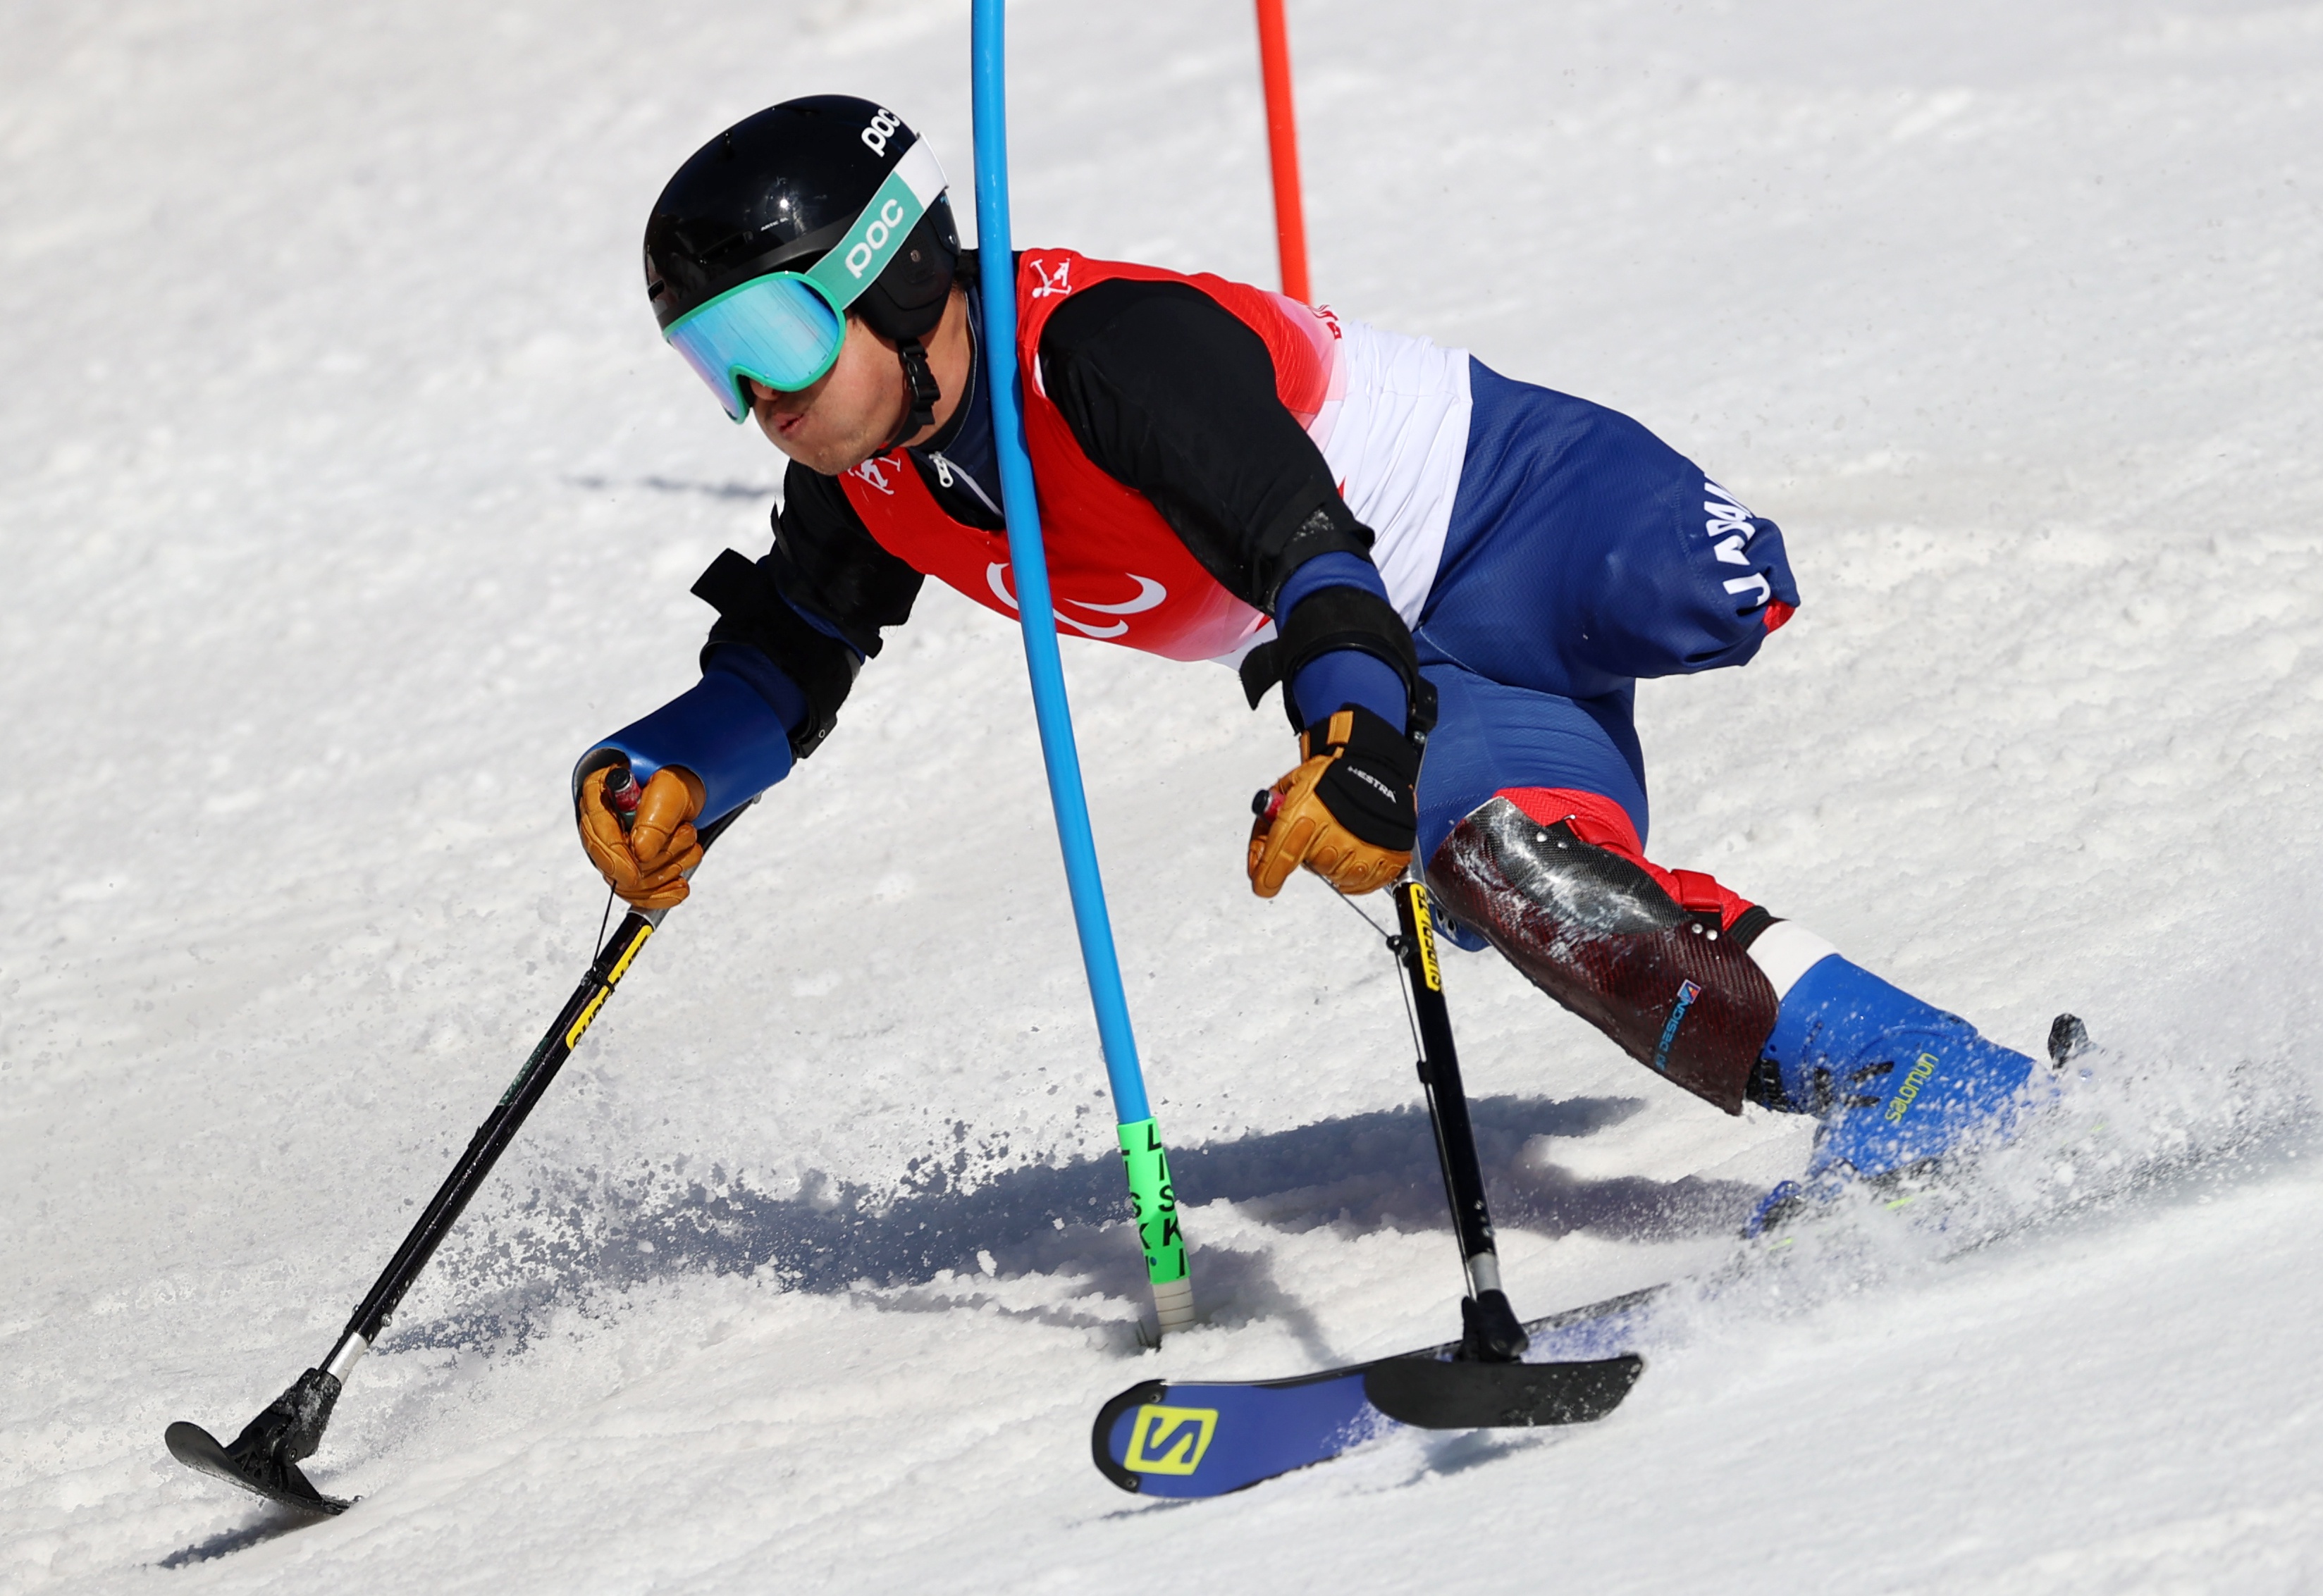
left=665, top=274, right=844, bottom=422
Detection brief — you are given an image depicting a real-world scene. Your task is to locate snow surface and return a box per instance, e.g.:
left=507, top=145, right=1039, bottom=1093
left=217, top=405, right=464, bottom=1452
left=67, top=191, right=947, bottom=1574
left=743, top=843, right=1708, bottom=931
left=4, top=0, right=2322, bottom=1589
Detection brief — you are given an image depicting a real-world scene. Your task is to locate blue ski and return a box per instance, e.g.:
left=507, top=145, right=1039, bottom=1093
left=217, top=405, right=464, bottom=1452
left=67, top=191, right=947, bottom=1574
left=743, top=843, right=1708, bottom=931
left=1092, top=1287, right=1661, bottom=1498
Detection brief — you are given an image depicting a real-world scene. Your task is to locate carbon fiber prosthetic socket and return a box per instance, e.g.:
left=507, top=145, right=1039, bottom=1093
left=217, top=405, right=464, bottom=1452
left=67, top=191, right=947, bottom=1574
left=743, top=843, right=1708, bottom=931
left=1426, top=798, right=1778, bottom=1113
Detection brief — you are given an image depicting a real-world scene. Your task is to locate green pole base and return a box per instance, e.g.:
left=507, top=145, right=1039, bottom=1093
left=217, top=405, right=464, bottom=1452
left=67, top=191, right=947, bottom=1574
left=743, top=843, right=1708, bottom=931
left=1116, top=1117, right=1195, bottom=1332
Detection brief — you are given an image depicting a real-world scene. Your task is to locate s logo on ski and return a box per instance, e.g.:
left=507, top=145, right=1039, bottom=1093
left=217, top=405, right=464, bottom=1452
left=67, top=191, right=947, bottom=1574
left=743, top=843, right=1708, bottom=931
left=1123, top=1404, right=1217, bottom=1474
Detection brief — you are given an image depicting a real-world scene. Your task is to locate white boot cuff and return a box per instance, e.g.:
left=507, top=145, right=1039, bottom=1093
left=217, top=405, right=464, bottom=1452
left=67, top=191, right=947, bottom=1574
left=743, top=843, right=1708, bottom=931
left=1747, top=920, right=1840, bottom=1001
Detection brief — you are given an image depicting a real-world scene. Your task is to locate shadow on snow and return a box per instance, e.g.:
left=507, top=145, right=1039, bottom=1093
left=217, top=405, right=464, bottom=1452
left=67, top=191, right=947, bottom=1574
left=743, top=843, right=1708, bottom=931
left=396, top=1092, right=1764, bottom=1354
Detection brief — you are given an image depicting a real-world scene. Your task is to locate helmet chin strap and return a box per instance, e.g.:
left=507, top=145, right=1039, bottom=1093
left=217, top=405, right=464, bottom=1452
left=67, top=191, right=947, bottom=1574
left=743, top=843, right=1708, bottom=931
left=888, top=338, right=942, bottom=450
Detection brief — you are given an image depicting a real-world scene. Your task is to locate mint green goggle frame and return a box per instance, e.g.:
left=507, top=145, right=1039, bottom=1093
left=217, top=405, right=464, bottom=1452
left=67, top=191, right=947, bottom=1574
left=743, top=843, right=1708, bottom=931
left=665, top=137, right=949, bottom=422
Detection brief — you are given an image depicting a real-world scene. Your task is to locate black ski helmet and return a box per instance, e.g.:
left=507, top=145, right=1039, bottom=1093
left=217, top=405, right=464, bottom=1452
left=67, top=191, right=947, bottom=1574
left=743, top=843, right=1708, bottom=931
left=643, top=95, right=960, bottom=350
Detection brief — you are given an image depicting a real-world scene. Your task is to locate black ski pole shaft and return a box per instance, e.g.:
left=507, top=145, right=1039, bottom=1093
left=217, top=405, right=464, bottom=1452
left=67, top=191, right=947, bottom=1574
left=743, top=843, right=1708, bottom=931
left=164, top=785, right=750, bottom=1514
left=328, top=909, right=646, bottom=1362
left=1389, top=879, right=1528, bottom=1362
left=316, top=800, right=747, bottom=1384
left=1388, top=881, right=1493, bottom=1277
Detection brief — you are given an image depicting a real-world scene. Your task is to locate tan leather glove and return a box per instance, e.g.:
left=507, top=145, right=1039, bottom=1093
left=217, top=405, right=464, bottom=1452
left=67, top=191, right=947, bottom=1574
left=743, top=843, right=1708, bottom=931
left=577, top=766, right=705, bottom=909
left=1247, top=705, right=1418, bottom=898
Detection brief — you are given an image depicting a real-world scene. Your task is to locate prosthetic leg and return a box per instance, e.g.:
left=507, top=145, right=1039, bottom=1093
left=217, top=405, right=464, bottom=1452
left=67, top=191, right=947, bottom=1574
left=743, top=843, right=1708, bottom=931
left=1426, top=792, right=1779, bottom=1114
left=1427, top=790, right=2044, bottom=1221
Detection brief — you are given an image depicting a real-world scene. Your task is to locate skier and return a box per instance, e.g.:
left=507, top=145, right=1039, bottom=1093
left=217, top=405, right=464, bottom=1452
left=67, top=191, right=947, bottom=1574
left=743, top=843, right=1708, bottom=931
left=579, top=96, right=2048, bottom=1229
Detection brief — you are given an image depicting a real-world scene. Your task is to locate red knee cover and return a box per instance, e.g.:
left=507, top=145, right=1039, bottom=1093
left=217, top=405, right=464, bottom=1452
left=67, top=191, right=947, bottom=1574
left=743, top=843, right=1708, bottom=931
left=1494, top=787, right=1758, bottom=932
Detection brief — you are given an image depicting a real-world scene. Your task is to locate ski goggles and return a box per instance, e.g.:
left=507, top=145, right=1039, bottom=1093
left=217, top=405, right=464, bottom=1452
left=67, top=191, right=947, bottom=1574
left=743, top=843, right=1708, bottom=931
left=665, top=137, right=949, bottom=422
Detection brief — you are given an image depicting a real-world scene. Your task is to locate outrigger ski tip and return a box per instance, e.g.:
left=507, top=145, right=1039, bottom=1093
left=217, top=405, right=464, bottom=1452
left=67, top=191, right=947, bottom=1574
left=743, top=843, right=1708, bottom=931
left=1366, top=1351, right=1644, bottom=1430
left=164, top=1423, right=349, bottom=1517
left=164, top=1368, right=351, bottom=1517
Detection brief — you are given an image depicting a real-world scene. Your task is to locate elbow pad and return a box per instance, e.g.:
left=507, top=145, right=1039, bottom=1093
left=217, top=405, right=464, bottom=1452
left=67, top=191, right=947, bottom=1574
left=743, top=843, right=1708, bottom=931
left=1239, top=581, right=1438, bottom=736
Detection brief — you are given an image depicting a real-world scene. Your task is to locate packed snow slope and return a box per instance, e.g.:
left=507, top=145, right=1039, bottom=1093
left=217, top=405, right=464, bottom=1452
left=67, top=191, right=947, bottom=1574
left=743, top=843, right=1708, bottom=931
left=4, top=0, right=2322, bottom=1589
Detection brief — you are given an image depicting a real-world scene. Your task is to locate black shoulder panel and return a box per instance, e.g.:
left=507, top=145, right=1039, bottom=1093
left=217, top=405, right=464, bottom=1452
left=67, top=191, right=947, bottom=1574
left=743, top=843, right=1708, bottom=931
left=770, top=463, right=924, bottom=657
left=1037, top=277, right=1372, bottom=608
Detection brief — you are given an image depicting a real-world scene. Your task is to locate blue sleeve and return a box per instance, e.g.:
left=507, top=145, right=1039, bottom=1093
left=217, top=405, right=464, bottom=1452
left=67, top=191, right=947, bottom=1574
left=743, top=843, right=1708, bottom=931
left=704, top=643, right=813, bottom=732
left=576, top=653, right=803, bottom=825
left=1276, top=552, right=1409, bottom=734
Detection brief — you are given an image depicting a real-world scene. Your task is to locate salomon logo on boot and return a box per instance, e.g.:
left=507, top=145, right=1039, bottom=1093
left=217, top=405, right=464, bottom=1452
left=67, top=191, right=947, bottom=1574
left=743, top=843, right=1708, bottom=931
left=1757, top=954, right=2039, bottom=1184
left=1885, top=1053, right=1940, bottom=1123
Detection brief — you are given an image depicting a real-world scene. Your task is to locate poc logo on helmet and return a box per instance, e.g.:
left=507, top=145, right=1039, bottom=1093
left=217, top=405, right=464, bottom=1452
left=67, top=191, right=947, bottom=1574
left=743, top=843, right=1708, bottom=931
left=860, top=106, right=903, bottom=155
left=845, top=198, right=909, bottom=280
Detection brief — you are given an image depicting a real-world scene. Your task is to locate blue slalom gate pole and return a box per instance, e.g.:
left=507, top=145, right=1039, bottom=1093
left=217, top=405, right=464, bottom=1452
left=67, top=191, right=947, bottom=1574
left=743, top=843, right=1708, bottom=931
left=970, top=0, right=1193, bottom=1337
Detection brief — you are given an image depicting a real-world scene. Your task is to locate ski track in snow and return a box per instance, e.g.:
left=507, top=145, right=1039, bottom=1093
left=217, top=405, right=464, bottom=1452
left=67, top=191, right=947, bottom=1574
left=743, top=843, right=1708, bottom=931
left=4, top=0, right=2321, bottom=1590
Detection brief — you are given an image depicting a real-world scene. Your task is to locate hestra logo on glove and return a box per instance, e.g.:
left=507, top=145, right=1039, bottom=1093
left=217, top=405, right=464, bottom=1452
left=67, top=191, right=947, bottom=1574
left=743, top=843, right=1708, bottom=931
left=1248, top=704, right=1418, bottom=900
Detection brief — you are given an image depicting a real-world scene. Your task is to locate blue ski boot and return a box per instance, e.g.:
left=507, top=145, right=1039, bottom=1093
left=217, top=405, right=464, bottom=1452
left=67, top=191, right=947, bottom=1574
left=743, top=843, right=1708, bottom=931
left=1742, top=924, right=2044, bottom=1235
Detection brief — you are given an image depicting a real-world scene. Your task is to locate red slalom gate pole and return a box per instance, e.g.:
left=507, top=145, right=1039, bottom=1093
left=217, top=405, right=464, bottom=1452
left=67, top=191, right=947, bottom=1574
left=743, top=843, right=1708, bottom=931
left=1254, top=0, right=1311, bottom=302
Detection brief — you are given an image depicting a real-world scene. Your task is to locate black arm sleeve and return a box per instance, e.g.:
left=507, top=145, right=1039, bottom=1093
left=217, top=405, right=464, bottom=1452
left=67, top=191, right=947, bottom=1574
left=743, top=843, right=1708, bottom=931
left=1036, top=278, right=1374, bottom=611
left=695, top=459, right=924, bottom=756
left=762, top=462, right=925, bottom=657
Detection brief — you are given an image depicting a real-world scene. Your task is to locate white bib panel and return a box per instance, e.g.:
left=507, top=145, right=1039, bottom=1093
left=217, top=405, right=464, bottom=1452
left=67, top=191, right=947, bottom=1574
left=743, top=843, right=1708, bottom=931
left=1214, top=315, right=1472, bottom=669
left=1305, top=315, right=1472, bottom=626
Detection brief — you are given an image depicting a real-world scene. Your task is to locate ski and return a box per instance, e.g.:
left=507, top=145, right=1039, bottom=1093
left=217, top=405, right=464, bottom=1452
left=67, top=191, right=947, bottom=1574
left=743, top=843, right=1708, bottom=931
left=1091, top=1285, right=1663, bottom=1497
left=1090, top=1004, right=2107, bottom=1498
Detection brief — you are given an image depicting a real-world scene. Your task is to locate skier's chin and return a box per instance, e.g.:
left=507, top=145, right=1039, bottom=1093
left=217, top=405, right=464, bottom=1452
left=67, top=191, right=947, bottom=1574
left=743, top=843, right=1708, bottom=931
left=789, top=438, right=878, bottom=476
left=763, top=409, right=900, bottom=476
